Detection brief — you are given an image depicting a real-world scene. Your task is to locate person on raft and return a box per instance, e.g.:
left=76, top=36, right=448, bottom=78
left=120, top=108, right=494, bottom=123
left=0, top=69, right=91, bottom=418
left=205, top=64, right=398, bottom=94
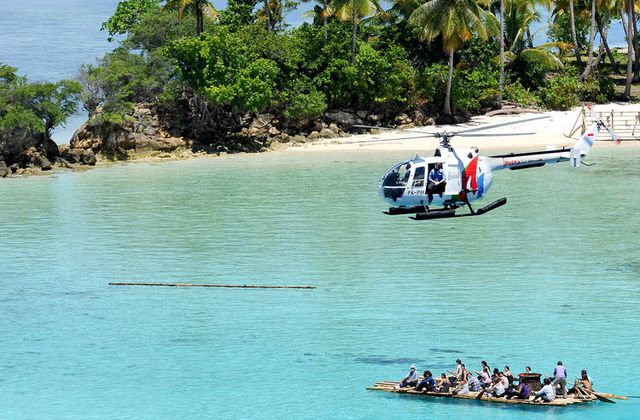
left=398, top=366, right=419, bottom=388
left=569, top=370, right=593, bottom=393
left=452, top=375, right=469, bottom=395
left=415, top=371, right=436, bottom=392
left=476, top=376, right=506, bottom=399
left=506, top=380, right=531, bottom=400
left=503, top=366, right=515, bottom=386
left=552, top=361, right=568, bottom=397
left=476, top=366, right=491, bottom=388
left=533, top=378, right=556, bottom=403
left=436, top=373, right=452, bottom=393
left=467, top=373, right=482, bottom=392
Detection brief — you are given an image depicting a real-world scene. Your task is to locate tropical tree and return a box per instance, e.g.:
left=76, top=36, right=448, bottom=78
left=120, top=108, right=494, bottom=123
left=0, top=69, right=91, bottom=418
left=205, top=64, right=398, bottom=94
left=334, top=0, right=384, bottom=62
left=624, top=0, right=634, bottom=99
left=552, top=0, right=584, bottom=64
left=163, top=0, right=217, bottom=35
left=303, top=0, right=334, bottom=38
left=579, top=0, right=596, bottom=80
left=258, top=0, right=286, bottom=31
left=408, top=0, right=497, bottom=115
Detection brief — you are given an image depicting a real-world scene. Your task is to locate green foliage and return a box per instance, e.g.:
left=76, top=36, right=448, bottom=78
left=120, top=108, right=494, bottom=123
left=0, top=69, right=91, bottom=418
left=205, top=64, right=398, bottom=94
left=548, top=12, right=589, bottom=50
left=283, top=90, right=328, bottom=121
left=0, top=63, right=81, bottom=160
left=502, top=80, right=539, bottom=106
left=453, top=66, right=499, bottom=113
left=417, top=63, right=448, bottom=108
left=580, top=76, right=615, bottom=104
left=460, top=36, right=499, bottom=68
left=79, top=49, right=172, bottom=121
left=123, top=9, right=197, bottom=51
left=218, top=0, right=258, bottom=28
left=101, top=0, right=161, bottom=41
left=539, top=73, right=581, bottom=110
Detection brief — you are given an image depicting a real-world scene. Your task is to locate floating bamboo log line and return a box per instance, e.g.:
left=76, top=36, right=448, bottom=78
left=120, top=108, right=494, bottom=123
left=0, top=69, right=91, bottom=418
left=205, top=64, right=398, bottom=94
left=367, top=380, right=626, bottom=407
left=109, top=282, right=316, bottom=289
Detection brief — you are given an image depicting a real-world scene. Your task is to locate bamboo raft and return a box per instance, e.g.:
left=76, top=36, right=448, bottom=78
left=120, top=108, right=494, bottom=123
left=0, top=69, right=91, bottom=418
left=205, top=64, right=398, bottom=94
left=368, top=380, right=628, bottom=407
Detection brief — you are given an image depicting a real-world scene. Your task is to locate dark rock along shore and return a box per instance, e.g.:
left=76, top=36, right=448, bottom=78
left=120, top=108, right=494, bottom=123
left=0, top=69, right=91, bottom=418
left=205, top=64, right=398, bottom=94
left=1, top=103, right=438, bottom=178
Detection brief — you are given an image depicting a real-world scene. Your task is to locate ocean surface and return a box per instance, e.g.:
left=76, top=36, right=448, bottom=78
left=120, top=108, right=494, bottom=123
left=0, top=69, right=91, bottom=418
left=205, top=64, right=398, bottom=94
left=0, top=1, right=628, bottom=144
left=0, top=146, right=639, bottom=419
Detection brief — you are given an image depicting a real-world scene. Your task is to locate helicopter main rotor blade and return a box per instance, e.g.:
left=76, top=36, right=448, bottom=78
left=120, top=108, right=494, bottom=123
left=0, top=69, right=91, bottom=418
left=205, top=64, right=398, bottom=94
left=458, top=132, right=538, bottom=137
left=352, top=124, right=437, bottom=137
left=455, top=115, right=551, bottom=135
left=340, top=134, right=437, bottom=145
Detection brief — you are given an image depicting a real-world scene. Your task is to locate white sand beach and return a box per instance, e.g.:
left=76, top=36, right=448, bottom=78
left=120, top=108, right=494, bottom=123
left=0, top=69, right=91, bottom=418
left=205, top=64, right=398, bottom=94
left=284, top=103, right=640, bottom=155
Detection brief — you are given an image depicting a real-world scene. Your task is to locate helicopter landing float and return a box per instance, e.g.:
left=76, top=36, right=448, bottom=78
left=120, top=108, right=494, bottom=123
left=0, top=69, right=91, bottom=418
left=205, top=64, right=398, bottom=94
left=373, top=114, right=615, bottom=220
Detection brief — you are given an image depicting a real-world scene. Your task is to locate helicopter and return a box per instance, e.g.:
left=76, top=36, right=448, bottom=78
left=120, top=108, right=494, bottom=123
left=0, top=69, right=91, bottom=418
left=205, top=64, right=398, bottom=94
left=357, top=114, right=617, bottom=220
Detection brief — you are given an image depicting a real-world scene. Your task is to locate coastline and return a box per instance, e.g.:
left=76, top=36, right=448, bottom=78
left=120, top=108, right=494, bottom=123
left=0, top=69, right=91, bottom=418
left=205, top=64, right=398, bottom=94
left=2, top=104, right=639, bottom=179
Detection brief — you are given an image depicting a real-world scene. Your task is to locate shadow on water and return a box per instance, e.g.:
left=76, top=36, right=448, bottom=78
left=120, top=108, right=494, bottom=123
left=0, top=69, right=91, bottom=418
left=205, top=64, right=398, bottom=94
left=355, top=356, right=429, bottom=366
left=374, top=391, right=599, bottom=414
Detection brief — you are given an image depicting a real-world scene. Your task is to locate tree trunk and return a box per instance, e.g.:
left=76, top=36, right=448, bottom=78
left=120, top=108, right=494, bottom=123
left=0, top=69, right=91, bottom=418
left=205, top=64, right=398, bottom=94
left=624, top=0, right=633, bottom=100
left=620, top=10, right=629, bottom=41
left=526, top=27, right=533, bottom=49
left=265, top=0, right=271, bottom=31
left=196, top=8, right=203, bottom=35
left=444, top=50, right=454, bottom=116
left=580, top=0, right=597, bottom=81
left=633, top=13, right=640, bottom=80
left=569, top=0, right=582, bottom=65
left=323, top=15, right=328, bottom=40
left=596, top=12, right=617, bottom=72
left=498, top=0, right=504, bottom=106
left=350, top=2, right=357, bottom=63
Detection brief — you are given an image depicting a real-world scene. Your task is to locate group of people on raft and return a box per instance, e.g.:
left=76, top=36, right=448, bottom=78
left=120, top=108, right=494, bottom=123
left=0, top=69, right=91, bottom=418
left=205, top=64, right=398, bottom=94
left=397, top=359, right=593, bottom=403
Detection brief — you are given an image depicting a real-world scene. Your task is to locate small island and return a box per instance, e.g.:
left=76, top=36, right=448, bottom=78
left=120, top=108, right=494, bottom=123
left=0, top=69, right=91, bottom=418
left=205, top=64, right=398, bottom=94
left=1, top=0, right=637, bottom=177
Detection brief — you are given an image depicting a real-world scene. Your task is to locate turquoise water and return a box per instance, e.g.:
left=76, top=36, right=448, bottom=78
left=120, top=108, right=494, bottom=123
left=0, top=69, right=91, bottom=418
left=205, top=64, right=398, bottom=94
left=0, top=147, right=638, bottom=418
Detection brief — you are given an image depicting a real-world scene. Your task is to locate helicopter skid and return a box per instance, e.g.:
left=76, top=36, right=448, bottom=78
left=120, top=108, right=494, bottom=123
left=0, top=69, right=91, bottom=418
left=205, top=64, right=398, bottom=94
left=384, top=205, right=427, bottom=215
left=410, top=197, right=507, bottom=220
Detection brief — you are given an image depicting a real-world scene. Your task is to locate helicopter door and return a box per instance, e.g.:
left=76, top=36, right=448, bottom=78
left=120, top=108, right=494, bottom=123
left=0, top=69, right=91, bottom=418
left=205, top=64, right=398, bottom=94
left=409, top=166, right=426, bottom=193
left=445, top=162, right=461, bottom=195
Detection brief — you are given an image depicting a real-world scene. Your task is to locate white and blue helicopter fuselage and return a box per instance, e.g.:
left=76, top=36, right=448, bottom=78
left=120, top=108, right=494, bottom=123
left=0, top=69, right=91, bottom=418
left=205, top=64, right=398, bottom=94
left=379, top=119, right=605, bottom=212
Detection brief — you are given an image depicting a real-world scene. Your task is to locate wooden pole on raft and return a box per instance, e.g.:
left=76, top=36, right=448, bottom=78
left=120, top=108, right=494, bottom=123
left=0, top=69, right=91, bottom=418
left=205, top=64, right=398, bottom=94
left=109, top=282, right=316, bottom=290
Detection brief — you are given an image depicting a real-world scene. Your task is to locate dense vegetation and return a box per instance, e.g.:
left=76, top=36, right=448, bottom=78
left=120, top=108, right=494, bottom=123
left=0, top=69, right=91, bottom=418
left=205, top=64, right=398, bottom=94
left=84, top=0, right=634, bottom=138
left=0, top=64, right=81, bottom=167
left=2, top=0, right=639, bottom=169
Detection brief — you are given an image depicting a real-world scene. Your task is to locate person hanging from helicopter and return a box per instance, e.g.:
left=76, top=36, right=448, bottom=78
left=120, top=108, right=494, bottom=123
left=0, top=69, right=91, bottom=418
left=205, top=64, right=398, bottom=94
left=426, top=162, right=446, bottom=204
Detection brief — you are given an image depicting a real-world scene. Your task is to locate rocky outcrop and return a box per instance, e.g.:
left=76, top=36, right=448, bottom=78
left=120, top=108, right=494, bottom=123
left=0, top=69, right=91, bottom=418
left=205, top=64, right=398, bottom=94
left=0, top=161, right=9, bottom=178
left=70, top=104, right=190, bottom=159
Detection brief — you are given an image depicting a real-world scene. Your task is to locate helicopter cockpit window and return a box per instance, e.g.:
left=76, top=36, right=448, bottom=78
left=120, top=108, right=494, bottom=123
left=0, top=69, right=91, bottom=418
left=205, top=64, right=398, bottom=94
left=412, top=166, right=425, bottom=188
left=382, top=162, right=410, bottom=200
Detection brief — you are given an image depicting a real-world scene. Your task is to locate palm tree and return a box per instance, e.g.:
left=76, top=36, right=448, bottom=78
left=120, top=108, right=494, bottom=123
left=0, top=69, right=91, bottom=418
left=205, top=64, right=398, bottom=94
left=552, top=0, right=583, bottom=64
left=302, top=0, right=334, bottom=38
left=259, top=0, right=284, bottom=31
left=568, top=0, right=582, bottom=64
left=163, top=0, right=217, bottom=35
left=501, top=0, right=562, bottom=61
left=624, top=0, right=634, bottom=99
left=499, top=0, right=505, bottom=105
left=579, top=0, right=596, bottom=80
left=334, top=0, right=384, bottom=62
left=409, top=0, right=496, bottom=116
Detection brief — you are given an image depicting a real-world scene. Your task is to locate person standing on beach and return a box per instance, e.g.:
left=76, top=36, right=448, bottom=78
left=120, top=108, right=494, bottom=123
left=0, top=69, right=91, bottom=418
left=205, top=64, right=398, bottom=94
left=552, top=361, right=567, bottom=397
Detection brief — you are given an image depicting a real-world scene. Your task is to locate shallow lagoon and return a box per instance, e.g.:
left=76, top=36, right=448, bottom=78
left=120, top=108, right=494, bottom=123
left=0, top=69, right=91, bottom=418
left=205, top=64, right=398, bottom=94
left=0, top=147, right=639, bottom=419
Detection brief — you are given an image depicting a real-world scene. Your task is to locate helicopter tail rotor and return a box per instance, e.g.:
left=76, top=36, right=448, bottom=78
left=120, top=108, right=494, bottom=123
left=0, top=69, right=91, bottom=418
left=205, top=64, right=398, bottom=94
left=569, top=113, right=618, bottom=167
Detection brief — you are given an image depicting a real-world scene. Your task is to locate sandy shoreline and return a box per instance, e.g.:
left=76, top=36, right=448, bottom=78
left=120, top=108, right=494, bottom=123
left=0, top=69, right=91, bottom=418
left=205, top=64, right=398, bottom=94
left=280, top=104, right=640, bottom=156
